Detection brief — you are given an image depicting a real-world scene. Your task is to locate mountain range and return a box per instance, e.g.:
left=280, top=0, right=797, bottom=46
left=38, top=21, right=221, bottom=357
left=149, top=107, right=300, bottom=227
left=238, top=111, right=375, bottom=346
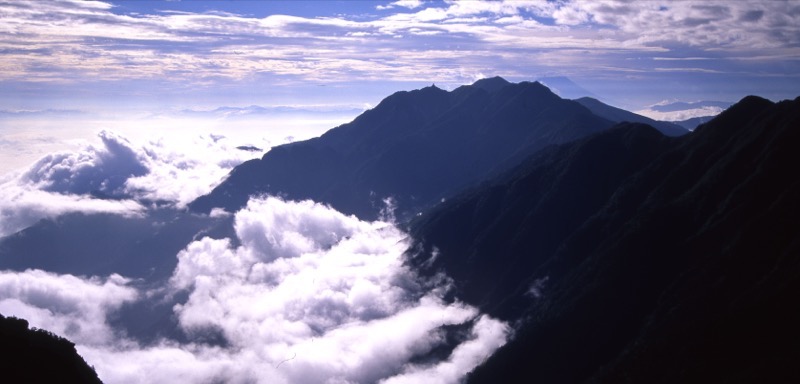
left=1, top=77, right=796, bottom=383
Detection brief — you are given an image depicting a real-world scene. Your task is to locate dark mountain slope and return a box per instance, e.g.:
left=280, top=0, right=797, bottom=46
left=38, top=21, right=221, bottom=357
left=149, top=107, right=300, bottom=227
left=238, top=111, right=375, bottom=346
left=0, top=314, right=103, bottom=384
left=674, top=115, right=713, bottom=131
left=407, top=95, right=800, bottom=383
left=190, top=79, right=614, bottom=220
left=407, top=122, right=675, bottom=317
left=575, top=96, right=689, bottom=136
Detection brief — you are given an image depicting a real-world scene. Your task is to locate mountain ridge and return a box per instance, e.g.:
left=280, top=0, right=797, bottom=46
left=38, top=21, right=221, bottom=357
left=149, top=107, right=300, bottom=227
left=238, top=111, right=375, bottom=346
left=189, top=78, right=615, bottom=220
left=574, top=96, right=689, bottom=136
left=0, top=313, right=103, bottom=384
left=406, top=94, right=800, bottom=383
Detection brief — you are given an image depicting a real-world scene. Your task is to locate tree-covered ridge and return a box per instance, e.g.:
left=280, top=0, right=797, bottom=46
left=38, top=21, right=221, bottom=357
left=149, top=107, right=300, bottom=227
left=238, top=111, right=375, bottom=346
left=0, top=313, right=102, bottom=384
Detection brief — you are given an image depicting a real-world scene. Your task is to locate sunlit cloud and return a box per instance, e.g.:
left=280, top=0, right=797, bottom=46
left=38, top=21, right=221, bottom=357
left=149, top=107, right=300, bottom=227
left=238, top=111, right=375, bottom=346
left=0, top=128, right=260, bottom=236
left=0, top=196, right=509, bottom=384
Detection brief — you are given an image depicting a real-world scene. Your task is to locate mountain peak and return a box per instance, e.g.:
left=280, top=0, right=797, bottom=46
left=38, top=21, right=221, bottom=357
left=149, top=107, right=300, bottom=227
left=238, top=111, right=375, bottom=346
left=694, top=95, right=773, bottom=134
left=471, top=76, right=510, bottom=93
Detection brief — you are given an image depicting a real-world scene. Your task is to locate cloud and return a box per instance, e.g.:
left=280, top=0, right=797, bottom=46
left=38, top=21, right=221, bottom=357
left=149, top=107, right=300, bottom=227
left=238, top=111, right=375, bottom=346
left=122, top=132, right=255, bottom=207
left=0, top=196, right=509, bottom=383
left=377, top=1, right=425, bottom=11
left=1, top=0, right=797, bottom=89
left=0, top=129, right=254, bottom=237
left=0, top=269, right=137, bottom=345
left=635, top=105, right=726, bottom=122
left=24, top=130, right=148, bottom=196
left=0, top=164, right=146, bottom=237
left=166, top=196, right=509, bottom=383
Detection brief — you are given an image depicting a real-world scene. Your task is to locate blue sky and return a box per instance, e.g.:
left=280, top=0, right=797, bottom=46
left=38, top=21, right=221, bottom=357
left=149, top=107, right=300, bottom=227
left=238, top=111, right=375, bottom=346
left=1, top=0, right=799, bottom=113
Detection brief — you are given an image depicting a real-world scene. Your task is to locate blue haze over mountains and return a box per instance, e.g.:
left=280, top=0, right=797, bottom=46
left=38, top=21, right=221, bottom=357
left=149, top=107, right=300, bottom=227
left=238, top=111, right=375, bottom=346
left=1, top=78, right=799, bottom=383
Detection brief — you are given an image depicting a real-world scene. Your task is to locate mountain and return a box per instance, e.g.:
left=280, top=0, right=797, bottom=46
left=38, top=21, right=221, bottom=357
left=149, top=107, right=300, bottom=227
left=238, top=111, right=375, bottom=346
left=190, top=78, right=615, bottom=220
left=536, top=76, right=600, bottom=100
left=0, top=314, right=103, bottom=384
left=0, top=209, right=234, bottom=280
left=408, top=95, right=800, bottom=383
left=575, top=97, right=689, bottom=136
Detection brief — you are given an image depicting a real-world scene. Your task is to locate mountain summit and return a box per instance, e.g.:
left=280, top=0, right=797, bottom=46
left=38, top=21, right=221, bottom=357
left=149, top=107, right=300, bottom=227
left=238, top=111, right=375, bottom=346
left=469, top=76, right=511, bottom=93
left=190, top=78, right=614, bottom=220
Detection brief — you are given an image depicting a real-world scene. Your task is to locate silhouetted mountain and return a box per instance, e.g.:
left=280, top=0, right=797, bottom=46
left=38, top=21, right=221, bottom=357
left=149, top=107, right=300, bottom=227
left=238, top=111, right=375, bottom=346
left=408, top=95, right=800, bottom=383
left=190, top=78, right=614, bottom=220
left=470, top=76, right=511, bottom=93
left=575, top=97, right=689, bottom=136
left=0, top=314, right=102, bottom=384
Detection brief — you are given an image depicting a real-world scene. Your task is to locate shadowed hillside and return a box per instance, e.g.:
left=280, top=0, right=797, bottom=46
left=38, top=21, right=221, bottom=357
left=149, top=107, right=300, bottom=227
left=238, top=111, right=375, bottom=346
left=408, top=95, right=800, bottom=383
left=0, top=314, right=103, bottom=384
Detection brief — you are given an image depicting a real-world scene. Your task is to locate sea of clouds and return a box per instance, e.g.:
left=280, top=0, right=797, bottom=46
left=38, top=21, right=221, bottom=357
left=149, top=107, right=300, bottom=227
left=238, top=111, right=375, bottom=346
left=0, top=130, right=508, bottom=383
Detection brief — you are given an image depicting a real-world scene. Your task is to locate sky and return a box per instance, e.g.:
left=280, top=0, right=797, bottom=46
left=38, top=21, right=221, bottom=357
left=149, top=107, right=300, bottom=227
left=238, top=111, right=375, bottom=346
left=2, top=0, right=799, bottom=174
left=1, top=0, right=799, bottom=113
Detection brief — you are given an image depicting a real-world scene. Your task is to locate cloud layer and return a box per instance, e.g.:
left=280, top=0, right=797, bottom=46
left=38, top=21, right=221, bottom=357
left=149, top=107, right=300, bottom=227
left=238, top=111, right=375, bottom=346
left=0, top=196, right=509, bottom=383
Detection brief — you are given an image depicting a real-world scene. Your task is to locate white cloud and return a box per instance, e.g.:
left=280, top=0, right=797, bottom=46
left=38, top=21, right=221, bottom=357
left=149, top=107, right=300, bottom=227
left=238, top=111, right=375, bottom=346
left=0, top=128, right=259, bottom=237
left=377, top=0, right=424, bottom=11
left=0, top=187, right=145, bottom=238
left=167, top=196, right=509, bottom=383
left=380, top=315, right=509, bottom=384
left=0, top=269, right=137, bottom=345
left=0, top=196, right=509, bottom=383
left=635, top=105, right=725, bottom=121
left=23, top=130, right=148, bottom=196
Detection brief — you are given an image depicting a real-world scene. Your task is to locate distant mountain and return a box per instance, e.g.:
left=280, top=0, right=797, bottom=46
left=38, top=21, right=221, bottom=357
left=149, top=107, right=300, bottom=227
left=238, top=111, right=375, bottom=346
left=536, top=76, right=600, bottom=100
left=176, top=104, right=364, bottom=118
left=574, top=96, right=689, bottom=136
left=190, top=78, right=615, bottom=220
left=0, top=314, right=102, bottom=384
left=408, top=95, right=800, bottom=383
left=0, top=210, right=233, bottom=280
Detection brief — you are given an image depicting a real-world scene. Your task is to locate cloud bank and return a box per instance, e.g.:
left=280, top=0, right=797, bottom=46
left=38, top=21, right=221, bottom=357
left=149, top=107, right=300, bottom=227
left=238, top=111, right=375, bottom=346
left=0, top=129, right=254, bottom=237
left=1, top=196, right=509, bottom=383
